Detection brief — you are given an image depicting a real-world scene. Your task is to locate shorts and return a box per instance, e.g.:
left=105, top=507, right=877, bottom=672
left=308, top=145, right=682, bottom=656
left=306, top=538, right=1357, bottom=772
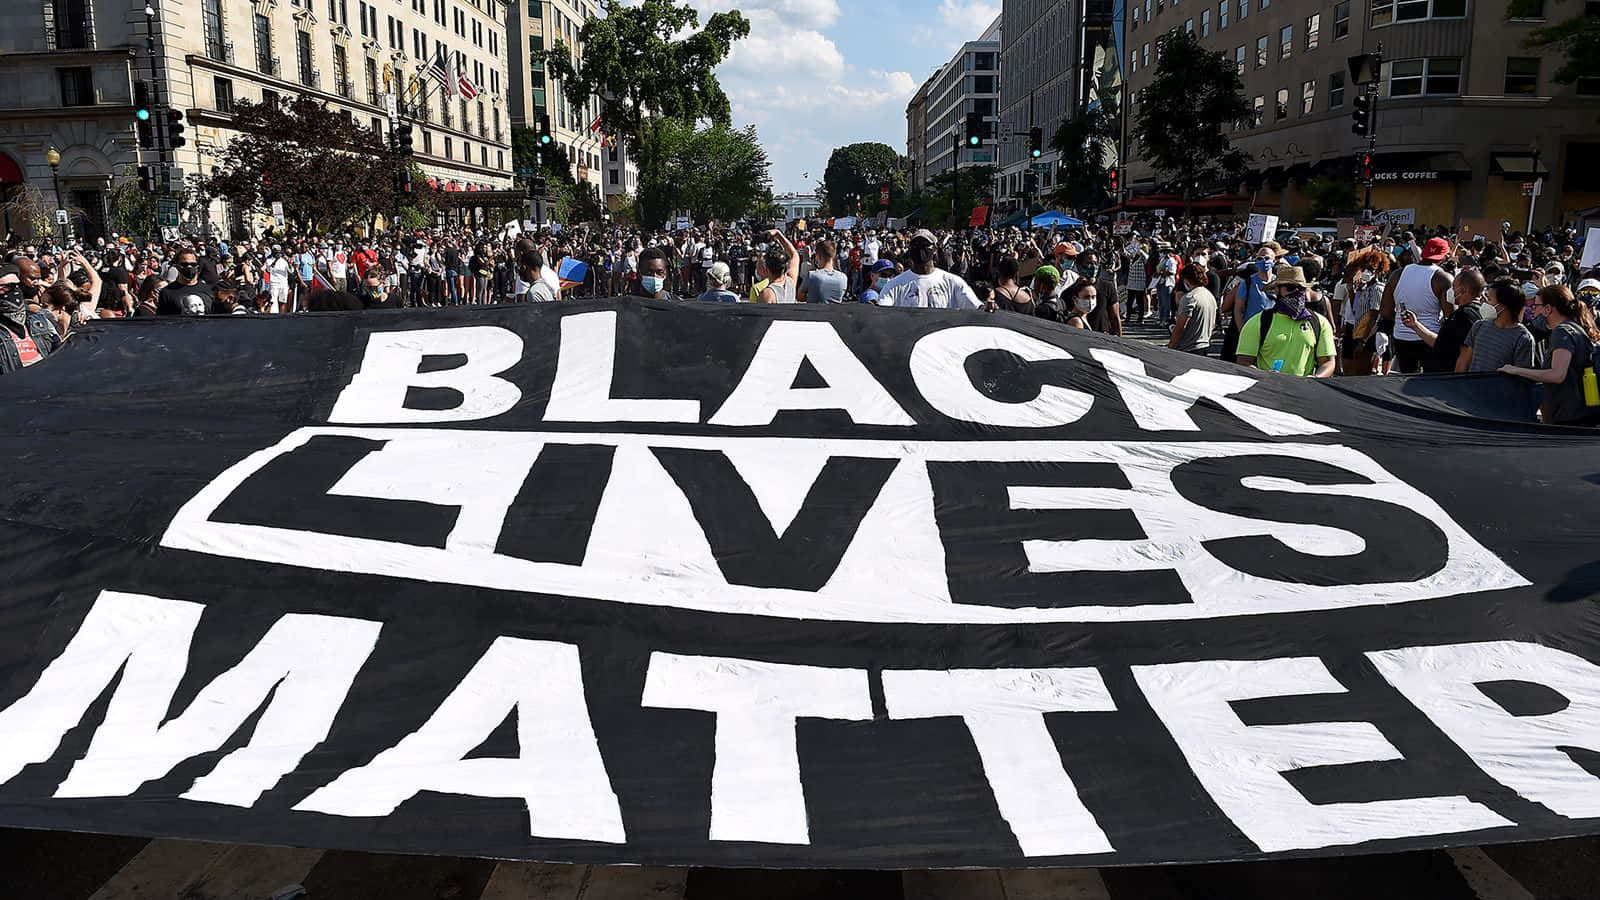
left=268, top=281, right=289, bottom=313
left=1392, top=339, right=1429, bottom=374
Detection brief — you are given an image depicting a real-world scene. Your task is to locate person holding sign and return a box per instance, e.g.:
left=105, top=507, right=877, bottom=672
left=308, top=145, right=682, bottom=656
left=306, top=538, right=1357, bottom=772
left=1234, top=266, right=1336, bottom=377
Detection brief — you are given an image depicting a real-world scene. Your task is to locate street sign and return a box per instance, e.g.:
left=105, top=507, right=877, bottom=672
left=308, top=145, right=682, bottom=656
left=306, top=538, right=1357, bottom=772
left=1153, top=208, right=1167, bottom=218
left=385, top=94, right=398, bottom=119
left=515, top=166, right=535, bottom=177
left=155, top=198, right=180, bottom=228
left=1521, top=182, right=1535, bottom=197
left=1373, top=208, right=1415, bottom=226
left=160, top=226, right=180, bottom=242
left=54, top=209, right=68, bottom=225
left=271, top=200, right=285, bottom=228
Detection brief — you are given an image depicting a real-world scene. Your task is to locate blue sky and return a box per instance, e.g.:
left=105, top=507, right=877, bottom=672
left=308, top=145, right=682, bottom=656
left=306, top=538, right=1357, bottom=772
left=684, top=0, right=1002, bottom=194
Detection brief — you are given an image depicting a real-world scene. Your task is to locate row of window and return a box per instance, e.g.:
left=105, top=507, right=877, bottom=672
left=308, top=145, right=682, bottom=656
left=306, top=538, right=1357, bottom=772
left=1231, top=56, right=1598, bottom=130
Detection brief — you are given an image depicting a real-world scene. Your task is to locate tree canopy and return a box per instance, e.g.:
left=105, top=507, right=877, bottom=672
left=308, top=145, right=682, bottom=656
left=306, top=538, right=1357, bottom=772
left=638, top=121, right=772, bottom=226
left=535, top=0, right=749, bottom=160
left=1048, top=99, right=1119, bottom=212
left=203, top=95, right=420, bottom=233
left=1133, top=28, right=1251, bottom=209
left=821, top=143, right=906, bottom=217
left=1509, top=0, right=1600, bottom=86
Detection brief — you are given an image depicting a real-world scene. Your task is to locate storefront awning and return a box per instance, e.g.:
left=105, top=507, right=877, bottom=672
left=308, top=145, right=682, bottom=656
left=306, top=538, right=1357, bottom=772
left=1489, top=152, right=1551, bottom=179
left=1372, top=151, right=1471, bottom=183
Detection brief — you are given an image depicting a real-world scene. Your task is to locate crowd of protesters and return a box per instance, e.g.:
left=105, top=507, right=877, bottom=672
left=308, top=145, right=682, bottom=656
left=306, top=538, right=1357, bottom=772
left=3, top=213, right=1598, bottom=424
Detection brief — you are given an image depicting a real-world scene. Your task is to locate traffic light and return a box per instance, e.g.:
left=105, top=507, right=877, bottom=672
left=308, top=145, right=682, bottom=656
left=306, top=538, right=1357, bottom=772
left=395, top=169, right=414, bottom=195
left=1028, top=127, right=1043, bottom=159
left=166, top=108, right=186, bottom=149
left=159, top=166, right=173, bottom=194
left=396, top=123, right=414, bottom=157
left=1108, top=167, right=1119, bottom=194
left=965, top=111, right=985, bottom=148
left=134, top=82, right=155, bottom=149
left=536, top=113, right=554, bottom=152
left=1360, top=152, right=1375, bottom=183
left=1351, top=91, right=1373, bottom=137
left=137, top=165, right=155, bottom=193
left=1023, top=170, right=1038, bottom=194
left=529, top=174, right=548, bottom=198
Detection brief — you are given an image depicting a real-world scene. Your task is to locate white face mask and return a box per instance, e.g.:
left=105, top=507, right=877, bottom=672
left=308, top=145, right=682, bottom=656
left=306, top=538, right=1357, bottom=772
left=1075, top=295, right=1097, bottom=314
left=1359, top=270, right=1375, bottom=285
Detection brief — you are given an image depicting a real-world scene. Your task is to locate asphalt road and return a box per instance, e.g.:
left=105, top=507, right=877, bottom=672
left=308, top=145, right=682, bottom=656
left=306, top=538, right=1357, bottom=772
left=4, top=826, right=1598, bottom=900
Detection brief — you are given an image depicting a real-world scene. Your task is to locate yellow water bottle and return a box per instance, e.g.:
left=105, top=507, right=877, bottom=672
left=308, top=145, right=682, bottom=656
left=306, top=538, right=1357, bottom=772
left=1585, top=364, right=1600, bottom=408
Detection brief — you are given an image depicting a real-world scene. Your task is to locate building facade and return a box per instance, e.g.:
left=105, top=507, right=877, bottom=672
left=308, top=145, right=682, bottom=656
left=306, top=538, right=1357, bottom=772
left=774, top=192, right=822, bottom=222
left=0, top=0, right=517, bottom=241
left=905, top=71, right=936, bottom=193
left=921, top=17, right=1002, bottom=187
left=1121, top=0, right=1600, bottom=226
left=506, top=0, right=635, bottom=206
left=997, top=0, right=1078, bottom=212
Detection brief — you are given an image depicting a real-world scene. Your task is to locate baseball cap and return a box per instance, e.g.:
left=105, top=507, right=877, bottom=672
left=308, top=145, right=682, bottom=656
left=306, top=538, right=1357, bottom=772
left=911, top=229, right=937, bottom=246
left=707, top=261, right=731, bottom=285
left=871, top=259, right=896, bottom=274
left=1420, top=237, right=1450, bottom=262
left=1578, top=278, right=1600, bottom=294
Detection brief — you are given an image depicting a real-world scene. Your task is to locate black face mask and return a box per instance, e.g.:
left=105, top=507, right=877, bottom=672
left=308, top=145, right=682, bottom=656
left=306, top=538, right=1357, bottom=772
left=0, top=285, right=24, bottom=326
left=908, top=244, right=937, bottom=269
left=177, top=263, right=199, bottom=279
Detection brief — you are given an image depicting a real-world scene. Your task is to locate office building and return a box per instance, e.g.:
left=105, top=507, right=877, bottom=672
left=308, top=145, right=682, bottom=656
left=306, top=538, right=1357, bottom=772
left=507, top=0, right=635, bottom=205
left=906, top=72, right=937, bottom=192
left=1121, top=0, right=1600, bottom=225
left=996, top=0, right=1079, bottom=212
left=0, top=0, right=516, bottom=240
left=920, top=17, right=1002, bottom=187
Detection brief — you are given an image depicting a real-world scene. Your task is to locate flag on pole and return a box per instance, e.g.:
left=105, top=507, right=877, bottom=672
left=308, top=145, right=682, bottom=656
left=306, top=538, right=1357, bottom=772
left=457, top=70, right=480, bottom=100
left=588, top=115, right=604, bottom=134
left=426, top=51, right=450, bottom=95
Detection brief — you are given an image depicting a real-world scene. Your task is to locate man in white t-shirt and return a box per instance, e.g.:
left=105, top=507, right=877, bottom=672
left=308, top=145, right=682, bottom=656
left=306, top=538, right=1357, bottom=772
left=266, top=248, right=292, bottom=314
left=877, top=229, right=980, bottom=310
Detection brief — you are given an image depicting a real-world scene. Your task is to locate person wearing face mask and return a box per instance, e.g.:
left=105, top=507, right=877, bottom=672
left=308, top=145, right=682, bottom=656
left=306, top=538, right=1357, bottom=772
left=1456, top=280, right=1535, bottom=374
left=1337, top=247, right=1391, bottom=375
left=156, top=250, right=212, bottom=316
left=877, top=230, right=980, bottom=309
left=1077, top=251, right=1122, bottom=335
left=0, top=263, right=62, bottom=374
left=1399, top=268, right=1488, bottom=373
left=1500, top=284, right=1600, bottom=426
left=1235, top=265, right=1336, bottom=377
left=1225, top=244, right=1282, bottom=361
left=1061, top=278, right=1098, bottom=330
left=631, top=247, right=678, bottom=301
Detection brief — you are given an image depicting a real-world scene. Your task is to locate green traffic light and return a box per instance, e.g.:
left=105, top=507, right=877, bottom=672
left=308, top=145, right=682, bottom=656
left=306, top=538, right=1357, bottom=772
left=1031, top=149, right=1041, bottom=158
left=136, top=108, right=150, bottom=121
left=968, top=137, right=979, bottom=147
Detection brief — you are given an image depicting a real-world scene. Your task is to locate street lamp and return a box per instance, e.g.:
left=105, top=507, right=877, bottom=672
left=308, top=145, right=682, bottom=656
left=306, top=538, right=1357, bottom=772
left=45, top=146, right=64, bottom=245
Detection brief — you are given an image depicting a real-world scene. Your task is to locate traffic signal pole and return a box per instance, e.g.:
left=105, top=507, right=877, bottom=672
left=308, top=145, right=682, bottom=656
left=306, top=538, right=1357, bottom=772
left=1348, top=45, right=1383, bottom=225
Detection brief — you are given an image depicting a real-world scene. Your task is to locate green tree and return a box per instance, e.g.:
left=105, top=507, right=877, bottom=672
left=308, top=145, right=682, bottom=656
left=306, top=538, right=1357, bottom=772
left=638, top=119, right=772, bottom=225
left=203, top=95, right=399, bottom=233
left=1302, top=175, right=1359, bottom=219
left=1048, top=101, right=1119, bottom=212
left=535, top=0, right=748, bottom=205
left=1133, top=27, right=1251, bottom=216
left=921, top=164, right=997, bottom=226
left=821, top=143, right=906, bottom=217
left=1510, top=0, right=1600, bottom=86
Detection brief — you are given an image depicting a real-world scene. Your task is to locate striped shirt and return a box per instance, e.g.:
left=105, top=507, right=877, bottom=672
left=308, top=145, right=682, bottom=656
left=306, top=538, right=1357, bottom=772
left=1463, top=319, right=1535, bottom=372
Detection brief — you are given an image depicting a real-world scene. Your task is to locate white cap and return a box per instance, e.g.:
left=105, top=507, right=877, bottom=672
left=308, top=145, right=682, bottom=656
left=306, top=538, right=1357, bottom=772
left=708, top=261, right=731, bottom=285
left=1578, top=278, right=1600, bottom=293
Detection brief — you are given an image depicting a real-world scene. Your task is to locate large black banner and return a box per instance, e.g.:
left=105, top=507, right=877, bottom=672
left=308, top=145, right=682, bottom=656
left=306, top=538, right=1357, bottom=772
left=1, top=299, right=1598, bottom=868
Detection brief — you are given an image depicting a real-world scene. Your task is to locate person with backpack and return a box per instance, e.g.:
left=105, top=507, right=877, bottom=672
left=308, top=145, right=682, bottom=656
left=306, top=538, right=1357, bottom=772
left=1499, top=284, right=1600, bottom=426
left=1234, top=265, right=1336, bottom=377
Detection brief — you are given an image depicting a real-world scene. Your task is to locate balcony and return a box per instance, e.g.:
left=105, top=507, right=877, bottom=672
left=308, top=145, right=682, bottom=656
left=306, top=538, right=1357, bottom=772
left=337, top=76, right=353, bottom=99
left=260, top=55, right=281, bottom=78
left=301, top=68, right=320, bottom=90
left=368, top=86, right=382, bottom=106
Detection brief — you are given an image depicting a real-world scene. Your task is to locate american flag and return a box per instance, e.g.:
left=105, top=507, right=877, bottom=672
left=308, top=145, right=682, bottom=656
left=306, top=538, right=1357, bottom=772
left=426, top=51, right=450, bottom=94
left=457, top=70, right=479, bottom=100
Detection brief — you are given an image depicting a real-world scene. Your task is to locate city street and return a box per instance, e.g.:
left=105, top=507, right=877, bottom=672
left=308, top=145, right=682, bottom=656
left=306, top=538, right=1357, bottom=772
left=5, top=827, right=1597, bottom=899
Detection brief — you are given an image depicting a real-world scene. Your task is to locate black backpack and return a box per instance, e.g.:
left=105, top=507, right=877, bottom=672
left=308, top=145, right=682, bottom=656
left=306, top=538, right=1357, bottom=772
left=1257, top=307, right=1323, bottom=370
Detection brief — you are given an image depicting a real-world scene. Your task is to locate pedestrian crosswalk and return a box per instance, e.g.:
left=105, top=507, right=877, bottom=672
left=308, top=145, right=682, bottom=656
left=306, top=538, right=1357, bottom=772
left=4, top=828, right=1588, bottom=900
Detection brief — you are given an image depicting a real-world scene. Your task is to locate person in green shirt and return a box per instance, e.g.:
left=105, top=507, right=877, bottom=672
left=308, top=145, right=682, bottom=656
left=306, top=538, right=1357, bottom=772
left=1235, top=265, right=1336, bottom=378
